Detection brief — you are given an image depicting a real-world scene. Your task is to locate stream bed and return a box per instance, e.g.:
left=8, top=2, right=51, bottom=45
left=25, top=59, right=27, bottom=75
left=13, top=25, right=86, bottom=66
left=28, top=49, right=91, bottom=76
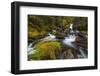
left=28, top=24, right=88, bottom=60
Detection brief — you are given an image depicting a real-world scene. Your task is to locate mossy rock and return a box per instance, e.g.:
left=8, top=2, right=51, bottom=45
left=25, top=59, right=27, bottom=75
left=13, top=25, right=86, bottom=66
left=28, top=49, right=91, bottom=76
left=29, top=41, right=63, bottom=60
left=28, top=30, right=47, bottom=40
left=75, top=36, right=88, bottom=49
left=55, top=32, right=65, bottom=39
left=62, top=48, right=78, bottom=59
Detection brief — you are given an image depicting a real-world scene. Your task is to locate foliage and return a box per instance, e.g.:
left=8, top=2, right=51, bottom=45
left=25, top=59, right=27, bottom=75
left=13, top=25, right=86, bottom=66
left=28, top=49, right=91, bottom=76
left=28, top=15, right=88, bottom=60
left=28, top=15, right=88, bottom=41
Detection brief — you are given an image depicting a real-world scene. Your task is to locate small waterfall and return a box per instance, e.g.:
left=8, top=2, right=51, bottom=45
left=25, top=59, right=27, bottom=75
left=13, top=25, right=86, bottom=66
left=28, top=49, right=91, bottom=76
left=70, top=24, right=73, bottom=30
left=48, top=33, right=56, bottom=39
left=62, top=24, right=87, bottom=58
left=28, top=43, right=33, bottom=52
left=62, top=35, right=76, bottom=48
left=28, top=33, right=57, bottom=55
left=28, top=42, right=36, bottom=55
left=78, top=47, right=87, bottom=58
left=62, top=24, right=76, bottom=48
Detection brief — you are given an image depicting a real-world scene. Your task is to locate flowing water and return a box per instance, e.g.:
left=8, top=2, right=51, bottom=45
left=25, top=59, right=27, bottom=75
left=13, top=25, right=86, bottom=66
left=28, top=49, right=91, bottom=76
left=62, top=34, right=76, bottom=48
left=28, top=24, right=87, bottom=58
left=28, top=33, right=57, bottom=55
left=28, top=43, right=36, bottom=55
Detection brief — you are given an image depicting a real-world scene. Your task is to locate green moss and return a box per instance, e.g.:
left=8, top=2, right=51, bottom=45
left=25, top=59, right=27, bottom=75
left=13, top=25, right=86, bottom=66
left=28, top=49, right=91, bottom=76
left=30, top=41, right=63, bottom=60
left=55, top=32, right=65, bottom=39
left=28, top=26, right=47, bottom=40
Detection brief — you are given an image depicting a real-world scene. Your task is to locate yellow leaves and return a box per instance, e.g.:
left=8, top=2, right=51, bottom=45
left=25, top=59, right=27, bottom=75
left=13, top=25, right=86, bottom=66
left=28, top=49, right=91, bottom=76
left=40, top=30, right=46, bottom=36
left=28, top=30, right=40, bottom=38
left=28, top=26, right=47, bottom=39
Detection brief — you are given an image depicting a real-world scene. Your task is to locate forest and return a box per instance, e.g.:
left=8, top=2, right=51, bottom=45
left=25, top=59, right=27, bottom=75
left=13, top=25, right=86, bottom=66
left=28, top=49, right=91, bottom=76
left=28, top=15, right=88, bottom=60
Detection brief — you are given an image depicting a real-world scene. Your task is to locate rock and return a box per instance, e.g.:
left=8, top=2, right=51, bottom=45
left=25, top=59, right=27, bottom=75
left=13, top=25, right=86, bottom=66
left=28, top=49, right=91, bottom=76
left=63, top=48, right=77, bottom=59
left=75, top=35, right=87, bottom=49
left=55, top=32, right=65, bottom=39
